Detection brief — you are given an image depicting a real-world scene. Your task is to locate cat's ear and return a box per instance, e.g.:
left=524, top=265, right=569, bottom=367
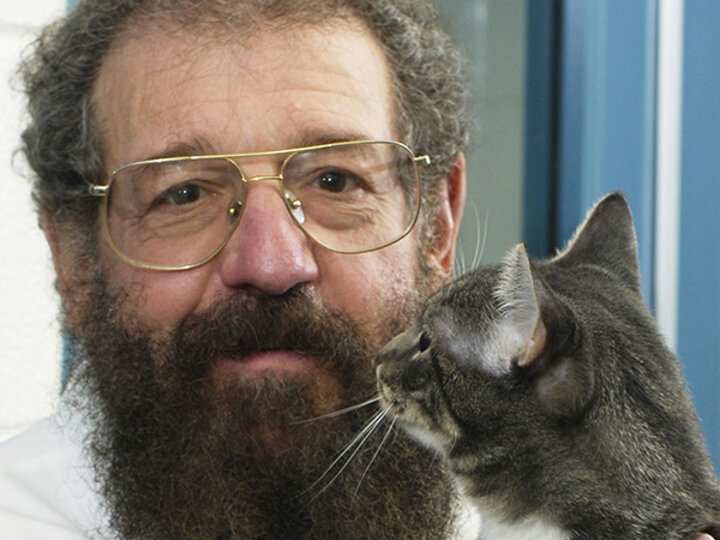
left=556, top=192, right=640, bottom=292
left=495, top=244, right=592, bottom=417
left=494, top=243, right=547, bottom=368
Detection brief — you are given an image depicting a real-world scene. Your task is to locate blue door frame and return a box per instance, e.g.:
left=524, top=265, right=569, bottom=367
left=677, top=0, right=720, bottom=473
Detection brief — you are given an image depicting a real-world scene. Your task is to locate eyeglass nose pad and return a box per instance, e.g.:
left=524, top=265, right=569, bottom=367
left=228, top=200, right=243, bottom=224
left=284, top=190, right=305, bottom=224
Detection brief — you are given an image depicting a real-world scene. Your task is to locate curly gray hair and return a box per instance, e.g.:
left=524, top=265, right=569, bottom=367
left=19, top=0, right=468, bottom=238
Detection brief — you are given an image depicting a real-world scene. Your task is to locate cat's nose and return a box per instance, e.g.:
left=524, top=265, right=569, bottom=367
left=377, top=329, right=418, bottom=365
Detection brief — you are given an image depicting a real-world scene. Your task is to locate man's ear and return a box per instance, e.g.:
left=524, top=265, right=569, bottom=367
left=41, top=213, right=89, bottom=331
left=425, top=152, right=466, bottom=279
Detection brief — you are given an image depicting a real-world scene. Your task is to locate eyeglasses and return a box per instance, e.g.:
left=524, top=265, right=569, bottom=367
left=89, top=139, right=430, bottom=271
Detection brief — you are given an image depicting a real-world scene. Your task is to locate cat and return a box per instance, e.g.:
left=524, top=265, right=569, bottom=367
left=377, top=193, right=720, bottom=539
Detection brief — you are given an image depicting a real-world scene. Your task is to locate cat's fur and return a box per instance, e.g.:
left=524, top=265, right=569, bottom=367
left=377, top=193, right=720, bottom=538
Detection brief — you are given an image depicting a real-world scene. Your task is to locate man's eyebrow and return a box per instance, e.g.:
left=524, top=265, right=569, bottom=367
left=137, top=131, right=378, bottom=162
left=140, top=138, right=215, bottom=161
left=294, top=130, right=377, bottom=149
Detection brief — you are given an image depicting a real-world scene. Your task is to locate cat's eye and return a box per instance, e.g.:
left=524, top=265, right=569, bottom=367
left=418, top=332, right=432, bottom=352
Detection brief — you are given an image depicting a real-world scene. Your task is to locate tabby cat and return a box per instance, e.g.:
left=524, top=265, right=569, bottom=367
left=377, top=193, right=720, bottom=538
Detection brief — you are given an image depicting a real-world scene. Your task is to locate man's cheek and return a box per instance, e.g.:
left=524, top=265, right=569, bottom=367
left=106, top=267, right=215, bottom=331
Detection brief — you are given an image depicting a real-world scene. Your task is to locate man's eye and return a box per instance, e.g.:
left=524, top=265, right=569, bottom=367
left=157, top=183, right=205, bottom=206
left=316, top=171, right=358, bottom=193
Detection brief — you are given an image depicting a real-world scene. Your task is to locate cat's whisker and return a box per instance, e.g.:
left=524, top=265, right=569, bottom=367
left=455, top=237, right=467, bottom=277
left=303, top=408, right=387, bottom=501
left=428, top=447, right=440, bottom=471
left=290, top=396, right=380, bottom=424
left=453, top=201, right=489, bottom=278
left=352, top=415, right=397, bottom=502
left=390, top=422, right=401, bottom=445
left=307, top=409, right=389, bottom=503
left=471, top=204, right=489, bottom=270
left=447, top=436, right=458, bottom=456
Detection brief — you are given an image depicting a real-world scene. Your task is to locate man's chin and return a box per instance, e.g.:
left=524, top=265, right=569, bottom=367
left=212, top=351, right=344, bottom=411
left=206, top=362, right=354, bottom=459
left=245, top=423, right=328, bottom=459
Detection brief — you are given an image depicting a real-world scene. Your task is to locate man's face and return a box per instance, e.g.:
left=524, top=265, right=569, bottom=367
left=92, top=21, right=423, bottom=414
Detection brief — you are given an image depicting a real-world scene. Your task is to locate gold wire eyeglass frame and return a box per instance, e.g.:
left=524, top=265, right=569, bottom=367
left=88, top=139, right=431, bottom=271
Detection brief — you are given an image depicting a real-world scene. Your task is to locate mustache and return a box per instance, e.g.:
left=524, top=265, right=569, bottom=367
left=167, top=287, right=370, bottom=380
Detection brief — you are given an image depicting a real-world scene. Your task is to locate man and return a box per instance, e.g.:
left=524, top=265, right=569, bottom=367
left=0, top=1, right=714, bottom=539
left=0, top=0, right=472, bottom=538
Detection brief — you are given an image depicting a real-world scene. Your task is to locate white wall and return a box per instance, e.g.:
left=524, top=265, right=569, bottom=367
left=0, top=1, right=67, bottom=441
left=440, top=0, right=527, bottom=267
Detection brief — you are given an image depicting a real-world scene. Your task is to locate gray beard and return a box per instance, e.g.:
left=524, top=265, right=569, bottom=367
left=64, top=271, right=458, bottom=539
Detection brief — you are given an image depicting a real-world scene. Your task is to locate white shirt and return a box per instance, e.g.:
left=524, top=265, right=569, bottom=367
left=0, top=410, right=107, bottom=538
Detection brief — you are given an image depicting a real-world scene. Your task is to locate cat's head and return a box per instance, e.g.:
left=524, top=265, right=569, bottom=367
left=376, top=193, right=657, bottom=465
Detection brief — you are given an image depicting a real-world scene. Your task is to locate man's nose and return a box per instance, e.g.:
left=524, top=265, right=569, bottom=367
left=216, top=181, right=319, bottom=295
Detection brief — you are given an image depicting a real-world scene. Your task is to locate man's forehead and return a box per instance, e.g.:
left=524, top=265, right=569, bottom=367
left=91, top=18, right=396, bottom=168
